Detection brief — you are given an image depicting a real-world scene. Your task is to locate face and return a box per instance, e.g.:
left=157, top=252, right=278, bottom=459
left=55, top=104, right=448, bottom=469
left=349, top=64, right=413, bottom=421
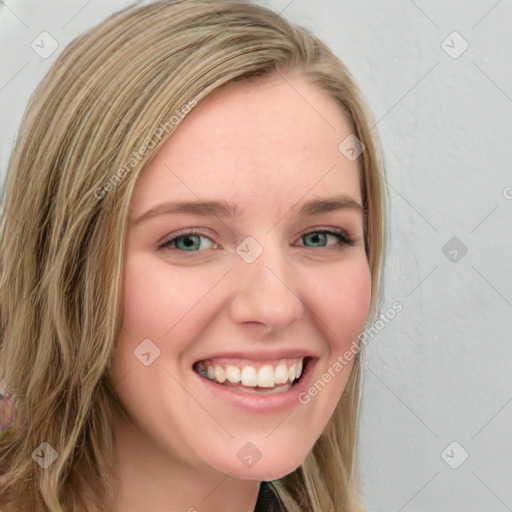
left=111, top=72, right=371, bottom=481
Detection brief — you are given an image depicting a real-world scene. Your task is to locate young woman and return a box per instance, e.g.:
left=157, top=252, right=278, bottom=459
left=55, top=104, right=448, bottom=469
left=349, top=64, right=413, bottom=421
left=0, top=1, right=386, bottom=511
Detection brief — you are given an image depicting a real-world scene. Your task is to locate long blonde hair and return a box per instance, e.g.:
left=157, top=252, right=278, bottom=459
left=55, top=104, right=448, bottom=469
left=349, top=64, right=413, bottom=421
left=0, top=1, right=386, bottom=510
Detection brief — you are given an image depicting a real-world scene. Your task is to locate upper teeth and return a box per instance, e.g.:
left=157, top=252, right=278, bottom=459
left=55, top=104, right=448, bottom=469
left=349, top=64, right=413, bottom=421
left=196, top=358, right=305, bottom=388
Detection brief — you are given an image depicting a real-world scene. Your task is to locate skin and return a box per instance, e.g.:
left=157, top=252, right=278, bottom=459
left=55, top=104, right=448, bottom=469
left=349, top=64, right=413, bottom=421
left=110, top=71, right=372, bottom=512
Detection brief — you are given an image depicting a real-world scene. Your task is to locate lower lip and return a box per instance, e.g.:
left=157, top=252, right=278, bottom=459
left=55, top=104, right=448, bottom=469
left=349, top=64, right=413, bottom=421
left=193, top=357, right=317, bottom=413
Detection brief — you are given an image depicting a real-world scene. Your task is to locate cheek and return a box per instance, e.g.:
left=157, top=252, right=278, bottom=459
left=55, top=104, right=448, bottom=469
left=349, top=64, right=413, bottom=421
left=291, top=259, right=371, bottom=443
left=115, top=255, right=215, bottom=370
left=112, top=257, right=172, bottom=376
left=121, top=256, right=196, bottom=336
left=122, top=264, right=157, bottom=334
left=323, top=258, right=372, bottom=344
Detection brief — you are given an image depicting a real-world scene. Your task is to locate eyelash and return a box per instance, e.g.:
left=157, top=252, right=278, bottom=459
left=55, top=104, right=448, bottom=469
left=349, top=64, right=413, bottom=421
left=158, top=227, right=355, bottom=253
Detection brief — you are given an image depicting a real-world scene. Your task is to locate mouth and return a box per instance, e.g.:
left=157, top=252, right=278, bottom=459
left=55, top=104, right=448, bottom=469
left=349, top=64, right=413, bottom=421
left=192, top=356, right=311, bottom=395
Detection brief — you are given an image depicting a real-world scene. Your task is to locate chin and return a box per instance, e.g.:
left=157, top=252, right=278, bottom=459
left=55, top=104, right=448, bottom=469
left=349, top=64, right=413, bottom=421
left=213, top=447, right=307, bottom=481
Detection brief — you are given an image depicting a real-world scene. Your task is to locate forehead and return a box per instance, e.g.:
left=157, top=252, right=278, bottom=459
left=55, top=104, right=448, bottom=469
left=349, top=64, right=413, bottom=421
left=130, top=73, right=362, bottom=218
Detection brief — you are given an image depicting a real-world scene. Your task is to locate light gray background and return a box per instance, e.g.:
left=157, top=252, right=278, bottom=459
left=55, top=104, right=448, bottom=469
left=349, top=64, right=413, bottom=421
left=1, top=1, right=511, bottom=511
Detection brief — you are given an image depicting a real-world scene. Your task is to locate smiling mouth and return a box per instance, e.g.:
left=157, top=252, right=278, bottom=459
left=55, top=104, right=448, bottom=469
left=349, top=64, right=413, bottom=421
left=193, top=357, right=311, bottom=393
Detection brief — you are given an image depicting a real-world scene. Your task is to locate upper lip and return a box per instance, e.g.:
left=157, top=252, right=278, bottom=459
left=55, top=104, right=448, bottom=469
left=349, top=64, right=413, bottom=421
left=194, top=349, right=318, bottom=364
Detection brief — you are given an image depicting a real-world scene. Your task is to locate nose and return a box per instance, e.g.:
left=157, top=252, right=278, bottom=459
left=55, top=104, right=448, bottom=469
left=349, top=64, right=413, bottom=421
left=229, top=240, right=305, bottom=332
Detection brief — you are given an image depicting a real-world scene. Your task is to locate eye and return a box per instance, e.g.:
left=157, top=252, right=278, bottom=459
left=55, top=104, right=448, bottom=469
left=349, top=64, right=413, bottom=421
left=297, top=228, right=355, bottom=249
left=158, top=227, right=355, bottom=254
left=158, top=229, right=220, bottom=252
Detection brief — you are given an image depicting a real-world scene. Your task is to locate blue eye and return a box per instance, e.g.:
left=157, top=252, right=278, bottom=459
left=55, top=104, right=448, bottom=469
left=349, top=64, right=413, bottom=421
left=159, top=230, right=216, bottom=252
left=158, top=228, right=354, bottom=253
left=300, top=229, right=354, bottom=248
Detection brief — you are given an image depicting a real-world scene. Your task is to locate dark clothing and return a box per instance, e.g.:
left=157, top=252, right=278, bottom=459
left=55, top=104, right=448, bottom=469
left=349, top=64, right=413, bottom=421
left=254, top=481, right=287, bottom=511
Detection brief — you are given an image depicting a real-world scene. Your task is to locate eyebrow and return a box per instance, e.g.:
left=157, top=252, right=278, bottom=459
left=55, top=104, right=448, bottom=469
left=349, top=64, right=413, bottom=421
left=130, top=194, right=364, bottom=227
